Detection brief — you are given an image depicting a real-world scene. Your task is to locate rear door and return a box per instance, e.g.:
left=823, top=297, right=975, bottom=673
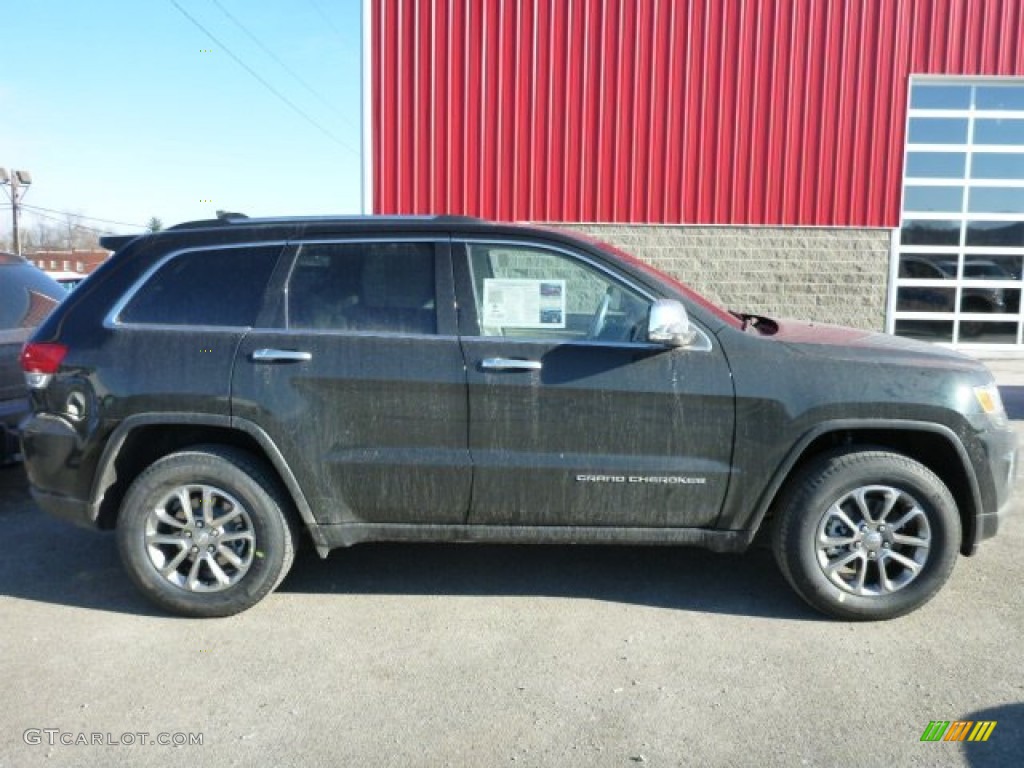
left=232, top=237, right=472, bottom=526
left=454, top=238, right=735, bottom=528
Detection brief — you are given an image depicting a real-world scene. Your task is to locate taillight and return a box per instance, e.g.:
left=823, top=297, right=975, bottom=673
left=20, top=342, right=68, bottom=389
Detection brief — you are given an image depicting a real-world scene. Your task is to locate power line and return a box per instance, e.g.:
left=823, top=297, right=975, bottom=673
left=305, top=0, right=345, bottom=39
left=20, top=204, right=147, bottom=229
left=209, top=0, right=358, bottom=133
left=20, top=208, right=114, bottom=236
left=168, top=0, right=359, bottom=156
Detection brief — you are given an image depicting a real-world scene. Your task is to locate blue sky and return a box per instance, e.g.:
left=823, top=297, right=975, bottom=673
left=1, top=0, right=364, bottom=238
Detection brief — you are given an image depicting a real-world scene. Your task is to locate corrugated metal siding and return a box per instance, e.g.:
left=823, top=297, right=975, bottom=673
left=372, top=0, right=1024, bottom=226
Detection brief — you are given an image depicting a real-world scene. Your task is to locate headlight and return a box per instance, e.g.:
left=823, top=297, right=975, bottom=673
left=974, top=383, right=1007, bottom=426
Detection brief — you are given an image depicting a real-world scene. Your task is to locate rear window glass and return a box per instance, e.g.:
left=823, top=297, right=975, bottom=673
left=119, top=245, right=281, bottom=326
left=287, top=242, right=436, bottom=334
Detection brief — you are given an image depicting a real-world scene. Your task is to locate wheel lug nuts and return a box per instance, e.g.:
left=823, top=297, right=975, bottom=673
left=197, top=521, right=203, bottom=528
left=207, top=546, right=215, bottom=553
left=191, top=546, right=199, bottom=554
left=185, top=531, right=192, bottom=538
left=878, top=525, right=886, bottom=532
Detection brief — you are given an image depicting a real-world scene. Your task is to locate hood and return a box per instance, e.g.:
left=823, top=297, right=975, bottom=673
left=768, top=318, right=989, bottom=377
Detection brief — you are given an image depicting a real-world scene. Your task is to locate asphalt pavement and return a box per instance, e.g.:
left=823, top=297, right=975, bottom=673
left=0, top=360, right=1022, bottom=767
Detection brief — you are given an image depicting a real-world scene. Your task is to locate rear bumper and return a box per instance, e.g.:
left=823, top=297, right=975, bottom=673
left=0, top=395, right=29, bottom=462
left=30, top=487, right=97, bottom=530
left=21, top=412, right=99, bottom=525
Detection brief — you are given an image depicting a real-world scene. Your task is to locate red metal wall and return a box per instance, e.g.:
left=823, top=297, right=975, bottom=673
left=372, top=0, right=1024, bottom=226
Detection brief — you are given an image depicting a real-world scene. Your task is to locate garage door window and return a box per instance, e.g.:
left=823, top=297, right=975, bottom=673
left=893, top=78, right=1024, bottom=346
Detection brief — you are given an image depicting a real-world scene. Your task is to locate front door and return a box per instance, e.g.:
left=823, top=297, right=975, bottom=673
left=454, top=239, right=735, bottom=528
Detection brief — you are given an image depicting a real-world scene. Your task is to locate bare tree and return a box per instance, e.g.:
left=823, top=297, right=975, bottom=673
left=61, top=212, right=100, bottom=250
left=147, top=216, right=164, bottom=232
left=15, top=215, right=99, bottom=253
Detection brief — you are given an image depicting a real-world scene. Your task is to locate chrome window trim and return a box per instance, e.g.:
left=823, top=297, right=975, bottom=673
left=104, top=240, right=290, bottom=331
left=283, top=236, right=445, bottom=245
left=455, top=237, right=713, bottom=352
left=245, top=328, right=460, bottom=341
left=462, top=336, right=713, bottom=353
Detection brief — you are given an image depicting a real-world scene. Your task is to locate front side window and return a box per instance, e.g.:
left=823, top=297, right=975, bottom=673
left=286, top=242, right=436, bottom=335
left=119, top=245, right=281, bottom=327
left=463, top=243, right=650, bottom=342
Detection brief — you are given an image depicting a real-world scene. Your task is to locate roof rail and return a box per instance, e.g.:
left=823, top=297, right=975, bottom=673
left=156, top=213, right=491, bottom=233
left=432, top=214, right=488, bottom=223
left=164, top=218, right=231, bottom=231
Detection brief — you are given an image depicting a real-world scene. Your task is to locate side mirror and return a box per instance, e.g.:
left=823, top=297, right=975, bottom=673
left=647, top=299, right=697, bottom=347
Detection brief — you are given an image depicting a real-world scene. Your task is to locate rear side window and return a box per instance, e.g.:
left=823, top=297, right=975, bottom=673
left=119, top=245, right=281, bottom=327
left=286, top=242, right=436, bottom=334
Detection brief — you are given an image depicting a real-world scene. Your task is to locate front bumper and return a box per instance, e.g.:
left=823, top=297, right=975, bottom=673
left=964, top=422, right=1017, bottom=554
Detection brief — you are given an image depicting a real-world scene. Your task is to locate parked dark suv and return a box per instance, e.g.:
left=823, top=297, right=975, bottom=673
left=20, top=216, right=1017, bottom=619
left=1, top=253, right=64, bottom=462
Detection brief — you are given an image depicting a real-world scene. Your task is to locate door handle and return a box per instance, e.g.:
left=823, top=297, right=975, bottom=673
left=252, top=348, right=313, bottom=363
left=480, top=357, right=543, bottom=372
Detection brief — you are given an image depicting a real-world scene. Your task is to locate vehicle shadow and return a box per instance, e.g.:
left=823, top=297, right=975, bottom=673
left=0, top=465, right=165, bottom=615
left=1, top=464, right=816, bottom=620
left=961, top=701, right=1023, bottom=765
left=277, top=540, right=819, bottom=621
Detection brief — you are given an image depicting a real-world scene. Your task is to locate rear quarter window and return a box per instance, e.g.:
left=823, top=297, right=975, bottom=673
left=118, top=245, right=282, bottom=327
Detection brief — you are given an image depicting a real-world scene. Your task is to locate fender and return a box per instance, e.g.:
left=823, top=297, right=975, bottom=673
left=739, top=418, right=983, bottom=547
left=89, top=412, right=330, bottom=554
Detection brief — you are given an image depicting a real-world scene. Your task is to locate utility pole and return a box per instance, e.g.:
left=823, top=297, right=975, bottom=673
left=0, top=168, right=32, bottom=256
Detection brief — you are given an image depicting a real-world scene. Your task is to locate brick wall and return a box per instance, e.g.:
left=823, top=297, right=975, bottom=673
left=557, top=224, right=893, bottom=331
left=26, top=249, right=109, bottom=275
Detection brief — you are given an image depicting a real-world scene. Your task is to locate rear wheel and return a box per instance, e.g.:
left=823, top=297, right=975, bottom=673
left=116, top=446, right=296, bottom=617
left=772, top=449, right=960, bottom=620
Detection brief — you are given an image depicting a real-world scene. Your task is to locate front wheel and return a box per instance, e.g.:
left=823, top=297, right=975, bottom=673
left=771, top=450, right=960, bottom=621
left=116, top=446, right=297, bottom=617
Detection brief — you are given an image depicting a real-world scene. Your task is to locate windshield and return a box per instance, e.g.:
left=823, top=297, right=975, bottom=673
left=565, top=231, right=744, bottom=329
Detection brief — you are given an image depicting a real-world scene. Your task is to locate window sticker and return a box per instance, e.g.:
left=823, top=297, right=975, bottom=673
left=482, top=279, right=566, bottom=328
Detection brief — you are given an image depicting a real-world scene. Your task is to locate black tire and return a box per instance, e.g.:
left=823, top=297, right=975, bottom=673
left=116, top=445, right=297, bottom=617
left=771, top=449, right=960, bottom=621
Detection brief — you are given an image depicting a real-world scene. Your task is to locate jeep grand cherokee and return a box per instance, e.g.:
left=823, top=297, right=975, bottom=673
left=19, top=215, right=1017, bottom=619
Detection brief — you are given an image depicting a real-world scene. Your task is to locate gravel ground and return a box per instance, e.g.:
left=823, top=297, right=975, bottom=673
left=1, top=427, right=1022, bottom=768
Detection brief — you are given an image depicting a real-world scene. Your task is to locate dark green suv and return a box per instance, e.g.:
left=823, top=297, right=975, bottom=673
left=19, top=216, right=1018, bottom=619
